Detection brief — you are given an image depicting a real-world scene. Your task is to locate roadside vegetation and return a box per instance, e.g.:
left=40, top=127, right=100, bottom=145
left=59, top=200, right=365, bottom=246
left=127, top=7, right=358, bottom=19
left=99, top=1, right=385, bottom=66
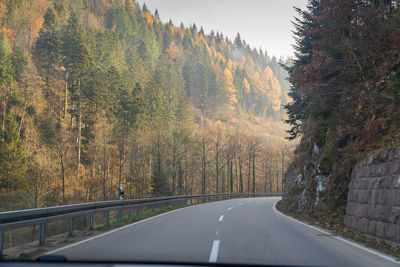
left=283, top=0, right=400, bottom=221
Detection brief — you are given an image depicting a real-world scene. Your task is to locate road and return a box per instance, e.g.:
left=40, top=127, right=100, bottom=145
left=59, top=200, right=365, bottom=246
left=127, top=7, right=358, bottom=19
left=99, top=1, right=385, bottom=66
left=47, top=197, right=399, bottom=266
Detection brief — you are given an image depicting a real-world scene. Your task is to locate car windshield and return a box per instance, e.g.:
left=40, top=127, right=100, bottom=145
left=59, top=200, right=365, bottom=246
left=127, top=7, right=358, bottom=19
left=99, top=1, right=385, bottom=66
left=0, top=0, right=399, bottom=266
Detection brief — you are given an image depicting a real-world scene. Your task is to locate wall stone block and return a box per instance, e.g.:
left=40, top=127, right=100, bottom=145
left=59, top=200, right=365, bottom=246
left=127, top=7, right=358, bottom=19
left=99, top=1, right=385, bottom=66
left=345, top=147, right=400, bottom=244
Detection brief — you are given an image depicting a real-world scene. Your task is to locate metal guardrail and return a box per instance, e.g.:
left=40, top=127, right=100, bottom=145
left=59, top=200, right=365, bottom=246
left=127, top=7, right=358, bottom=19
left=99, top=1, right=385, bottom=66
left=0, top=192, right=281, bottom=254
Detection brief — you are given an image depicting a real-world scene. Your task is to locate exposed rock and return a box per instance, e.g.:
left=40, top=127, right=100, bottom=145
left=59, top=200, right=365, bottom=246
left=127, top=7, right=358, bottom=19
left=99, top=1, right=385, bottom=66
left=315, top=174, right=328, bottom=206
left=312, top=143, right=320, bottom=156
left=295, top=173, right=303, bottom=185
left=298, top=188, right=313, bottom=211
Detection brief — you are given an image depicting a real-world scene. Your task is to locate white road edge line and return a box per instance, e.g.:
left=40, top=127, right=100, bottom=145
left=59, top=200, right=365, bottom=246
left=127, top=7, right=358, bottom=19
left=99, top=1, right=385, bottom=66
left=227, top=207, right=233, bottom=210
left=45, top=204, right=196, bottom=255
left=218, top=215, right=224, bottom=222
left=272, top=200, right=400, bottom=264
left=209, top=240, right=220, bottom=263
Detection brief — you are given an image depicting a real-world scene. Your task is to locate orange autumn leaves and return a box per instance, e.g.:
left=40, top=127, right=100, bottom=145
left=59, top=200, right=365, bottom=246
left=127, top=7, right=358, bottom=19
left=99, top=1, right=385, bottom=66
left=262, top=66, right=282, bottom=111
left=240, top=57, right=282, bottom=111
left=223, top=67, right=237, bottom=106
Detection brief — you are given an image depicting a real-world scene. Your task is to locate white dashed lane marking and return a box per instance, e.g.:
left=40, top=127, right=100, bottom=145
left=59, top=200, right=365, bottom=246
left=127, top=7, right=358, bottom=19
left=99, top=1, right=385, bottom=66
left=209, top=240, right=220, bottom=263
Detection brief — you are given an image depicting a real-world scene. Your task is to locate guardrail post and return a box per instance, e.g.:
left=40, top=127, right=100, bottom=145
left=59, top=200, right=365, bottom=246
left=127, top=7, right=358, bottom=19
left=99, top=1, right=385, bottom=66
left=136, top=206, right=140, bottom=216
left=39, top=223, right=45, bottom=245
left=105, top=211, right=110, bottom=225
left=0, top=230, right=4, bottom=254
left=128, top=208, right=132, bottom=219
left=68, top=218, right=73, bottom=236
left=118, top=209, right=122, bottom=223
left=89, top=212, right=94, bottom=230
left=152, top=204, right=154, bottom=212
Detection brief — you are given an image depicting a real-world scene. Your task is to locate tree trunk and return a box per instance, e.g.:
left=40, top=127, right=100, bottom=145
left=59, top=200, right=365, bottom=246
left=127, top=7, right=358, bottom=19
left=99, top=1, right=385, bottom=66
left=230, top=159, right=233, bottom=193
left=276, top=166, right=279, bottom=193
left=252, top=154, right=256, bottom=193
left=2, top=95, right=6, bottom=141
left=201, top=138, right=206, bottom=194
left=281, top=151, right=285, bottom=193
left=172, top=140, right=177, bottom=195
left=65, top=72, right=68, bottom=119
left=77, top=78, right=81, bottom=181
left=58, top=144, right=66, bottom=204
left=215, top=147, right=219, bottom=194
left=239, top=154, right=243, bottom=193
left=247, top=148, right=251, bottom=194
left=235, top=159, right=238, bottom=193
left=184, top=146, right=188, bottom=195
left=178, top=159, right=183, bottom=195
left=264, top=160, right=268, bottom=193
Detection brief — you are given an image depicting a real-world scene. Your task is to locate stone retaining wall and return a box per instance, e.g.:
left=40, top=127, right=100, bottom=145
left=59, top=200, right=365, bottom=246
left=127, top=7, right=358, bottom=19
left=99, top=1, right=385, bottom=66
left=344, top=147, right=400, bottom=245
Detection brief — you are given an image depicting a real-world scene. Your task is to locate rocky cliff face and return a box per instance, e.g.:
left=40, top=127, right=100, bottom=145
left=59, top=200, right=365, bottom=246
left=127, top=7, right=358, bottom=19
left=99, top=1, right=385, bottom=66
left=282, top=142, right=329, bottom=214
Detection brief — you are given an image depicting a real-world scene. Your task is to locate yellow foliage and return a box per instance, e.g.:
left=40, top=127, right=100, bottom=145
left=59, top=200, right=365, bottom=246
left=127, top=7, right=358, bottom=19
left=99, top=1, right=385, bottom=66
left=0, top=27, right=16, bottom=45
left=229, top=93, right=238, bottom=105
left=205, top=45, right=212, bottom=57
left=246, top=56, right=255, bottom=67
left=199, top=33, right=206, bottom=43
left=262, top=66, right=282, bottom=111
left=214, top=120, right=226, bottom=133
left=223, top=68, right=235, bottom=93
left=248, top=70, right=264, bottom=94
left=223, top=68, right=238, bottom=105
left=144, top=11, right=154, bottom=25
left=243, top=78, right=250, bottom=94
left=220, top=40, right=227, bottom=49
left=126, top=0, right=135, bottom=11
left=216, top=52, right=226, bottom=63
left=32, top=17, right=44, bottom=33
left=198, top=35, right=212, bottom=57
left=211, top=46, right=217, bottom=58
left=227, top=59, right=233, bottom=71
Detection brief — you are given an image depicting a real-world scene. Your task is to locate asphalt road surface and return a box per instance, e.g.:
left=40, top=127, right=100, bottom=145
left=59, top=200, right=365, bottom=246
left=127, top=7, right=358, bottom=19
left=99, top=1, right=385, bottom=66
left=47, top=197, right=400, bottom=266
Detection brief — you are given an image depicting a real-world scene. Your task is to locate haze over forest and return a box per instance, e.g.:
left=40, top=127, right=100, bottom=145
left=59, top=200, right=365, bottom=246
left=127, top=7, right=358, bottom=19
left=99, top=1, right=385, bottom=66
left=0, top=0, right=293, bottom=210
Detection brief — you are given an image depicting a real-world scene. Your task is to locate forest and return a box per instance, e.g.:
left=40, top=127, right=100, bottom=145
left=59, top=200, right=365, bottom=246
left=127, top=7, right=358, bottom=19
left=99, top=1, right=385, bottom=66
left=284, top=0, right=400, bottom=217
left=0, top=0, right=292, bottom=211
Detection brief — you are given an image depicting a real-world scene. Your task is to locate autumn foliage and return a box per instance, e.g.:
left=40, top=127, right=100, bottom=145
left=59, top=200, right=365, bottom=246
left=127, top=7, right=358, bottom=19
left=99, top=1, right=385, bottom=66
left=0, top=0, right=292, bottom=210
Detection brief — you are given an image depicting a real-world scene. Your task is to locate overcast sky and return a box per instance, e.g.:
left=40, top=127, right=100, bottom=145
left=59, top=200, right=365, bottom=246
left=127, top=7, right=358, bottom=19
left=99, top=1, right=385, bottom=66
left=137, top=0, right=309, bottom=58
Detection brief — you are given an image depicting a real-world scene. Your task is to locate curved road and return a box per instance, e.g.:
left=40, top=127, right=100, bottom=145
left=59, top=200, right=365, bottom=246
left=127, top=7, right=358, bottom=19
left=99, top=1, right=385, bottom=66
left=48, top=197, right=399, bottom=266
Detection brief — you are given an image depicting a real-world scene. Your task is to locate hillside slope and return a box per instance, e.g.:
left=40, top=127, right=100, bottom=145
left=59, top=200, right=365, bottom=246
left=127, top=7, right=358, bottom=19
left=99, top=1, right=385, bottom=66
left=0, top=0, right=292, bottom=210
left=282, top=0, right=400, bottom=223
